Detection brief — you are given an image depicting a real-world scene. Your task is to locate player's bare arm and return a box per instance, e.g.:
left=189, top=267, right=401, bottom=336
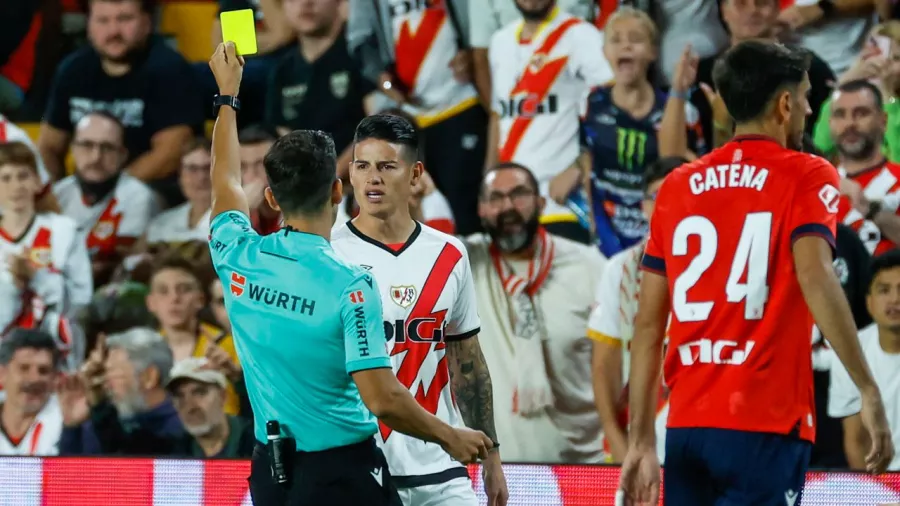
left=446, top=335, right=509, bottom=506
left=793, top=235, right=895, bottom=473
left=352, top=367, right=494, bottom=464
left=208, top=42, right=251, bottom=220
left=842, top=414, right=872, bottom=470
left=445, top=336, right=499, bottom=446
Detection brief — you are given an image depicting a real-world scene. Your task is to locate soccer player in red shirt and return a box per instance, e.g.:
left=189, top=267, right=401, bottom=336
left=619, top=40, right=895, bottom=505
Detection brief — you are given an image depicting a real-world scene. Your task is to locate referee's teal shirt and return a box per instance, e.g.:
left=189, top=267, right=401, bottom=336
left=208, top=210, right=391, bottom=450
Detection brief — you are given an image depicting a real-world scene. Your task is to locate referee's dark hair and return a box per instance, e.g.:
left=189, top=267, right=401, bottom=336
left=0, top=328, right=62, bottom=368
left=264, top=130, right=337, bottom=217
left=712, top=41, right=811, bottom=123
left=868, top=249, right=900, bottom=293
left=642, top=156, right=687, bottom=194
left=353, top=114, right=420, bottom=163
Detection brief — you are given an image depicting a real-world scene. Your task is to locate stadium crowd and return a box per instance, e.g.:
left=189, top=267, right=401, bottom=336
left=0, top=0, right=899, bottom=479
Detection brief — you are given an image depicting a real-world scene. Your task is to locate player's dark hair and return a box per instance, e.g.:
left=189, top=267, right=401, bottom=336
left=868, top=249, right=900, bottom=293
left=379, top=108, right=425, bottom=159
left=642, top=156, right=687, bottom=193
left=837, top=79, right=884, bottom=110
left=712, top=41, right=811, bottom=123
left=238, top=124, right=279, bottom=146
left=481, top=162, right=540, bottom=198
left=264, top=130, right=337, bottom=216
left=353, top=114, right=420, bottom=162
left=0, top=328, right=62, bottom=368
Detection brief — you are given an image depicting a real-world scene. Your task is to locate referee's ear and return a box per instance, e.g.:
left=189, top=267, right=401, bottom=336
left=331, top=178, right=343, bottom=205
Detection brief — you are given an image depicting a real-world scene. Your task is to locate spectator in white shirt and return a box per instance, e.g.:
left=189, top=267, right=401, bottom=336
left=829, top=249, right=900, bottom=471
left=143, top=138, right=212, bottom=247
left=0, top=329, right=64, bottom=456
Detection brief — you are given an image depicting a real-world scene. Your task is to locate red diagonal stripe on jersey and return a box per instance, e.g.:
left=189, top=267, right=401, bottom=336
left=0, top=120, right=7, bottom=142
left=499, top=18, right=581, bottom=162
left=380, top=243, right=462, bottom=441
left=395, top=3, right=446, bottom=90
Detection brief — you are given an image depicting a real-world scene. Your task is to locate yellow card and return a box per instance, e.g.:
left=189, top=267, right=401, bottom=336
left=220, top=9, right=258, bottom=56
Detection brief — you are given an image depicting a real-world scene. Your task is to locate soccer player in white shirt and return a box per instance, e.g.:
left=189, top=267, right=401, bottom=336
left=53, top=112, right=157, bottom=285
left=0, top=329, right=65, bottom=456
left=829, top=251, right=900, bottom=471
left=331, top=115, right=509, bottom=506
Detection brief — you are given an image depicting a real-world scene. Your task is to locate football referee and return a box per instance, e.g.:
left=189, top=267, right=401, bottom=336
left=205, top=43, right=493, bottom=506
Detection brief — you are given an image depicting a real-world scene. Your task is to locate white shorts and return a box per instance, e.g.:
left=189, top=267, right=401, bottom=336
left=398, top=477, right=477, bottom=506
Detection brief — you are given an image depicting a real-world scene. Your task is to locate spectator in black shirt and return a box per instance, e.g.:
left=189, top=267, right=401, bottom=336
left=166, top=358, right=254, bottom=458
left=693, top=0, right=835, bottom=148
left=265, top=0, right=376, bottom=178
left=37, top=0, right=204, bottom=206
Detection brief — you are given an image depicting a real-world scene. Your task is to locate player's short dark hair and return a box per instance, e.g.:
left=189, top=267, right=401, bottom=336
left=712, top=41, right=811, bottom=123
left=378, top=108, right=425, bottom=158
left=0, top=328, right=61, bottom=368
left=265, top=130, right=337, bottom=216
left=353, top=114, right=420, bottom=162
left=238, top=124, right=279, bottom=146
left=868, top=249, right=900, bottom=293
left=836, top=79, right=884, bottom=110
left=642, top=156, right=687, bottom=193
left=481, top=162, right=540, bottom=198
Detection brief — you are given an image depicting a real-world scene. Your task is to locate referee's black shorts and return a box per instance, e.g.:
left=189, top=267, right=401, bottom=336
left=248, top=437, right=402, bottom=506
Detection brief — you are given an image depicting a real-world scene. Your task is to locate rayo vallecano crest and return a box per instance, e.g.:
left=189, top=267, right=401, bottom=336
left=390, top=285, right=417, bottom=309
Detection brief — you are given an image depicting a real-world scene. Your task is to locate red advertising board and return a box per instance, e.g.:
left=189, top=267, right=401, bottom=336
left=0, top=458, right=898, bottom=505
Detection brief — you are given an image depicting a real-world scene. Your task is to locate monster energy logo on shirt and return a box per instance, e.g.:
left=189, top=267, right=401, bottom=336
left=617, top=127, right=648, bottom=172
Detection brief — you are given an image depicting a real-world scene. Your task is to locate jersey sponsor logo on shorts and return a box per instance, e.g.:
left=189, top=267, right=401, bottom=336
left=370, top=466, right=383, bottom=487
left=818, top=184, right=841, bottom=214
left=390, top=285, right=417, bottom=308
left=230, top=272, right=246, bottom=297
left=349, top=290, right=365, bottom=304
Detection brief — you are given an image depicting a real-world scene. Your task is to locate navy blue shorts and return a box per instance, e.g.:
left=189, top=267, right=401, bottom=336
left=664, top=427, right=811, bottom=506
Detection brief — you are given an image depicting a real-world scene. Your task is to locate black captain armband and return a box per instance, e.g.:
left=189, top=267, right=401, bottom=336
left=213, top=94, right=241, bottom=115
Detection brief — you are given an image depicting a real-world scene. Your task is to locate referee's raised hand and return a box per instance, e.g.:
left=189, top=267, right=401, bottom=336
left=443, top=427, right=494, bottom=464
left=209, top=41, right=244, bottom=97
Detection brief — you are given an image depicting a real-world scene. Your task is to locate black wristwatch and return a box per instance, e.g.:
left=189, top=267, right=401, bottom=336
left=817, top=0, right=836, bottom=18
left=866, top=200, right=883, bottom=220
left=213, top=94, right=241, bottom=115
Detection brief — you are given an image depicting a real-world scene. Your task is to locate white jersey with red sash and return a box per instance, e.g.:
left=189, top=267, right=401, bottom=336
left=53, top=173, right=157, bottom=262
left=0, top=213, right=92, bottom=365
left=837, top=160, right=900, bottom=256
left=489, top=9, right=613, bottom=220
left=331, top=221, right=481, bottom=480
left=0, top=395, right=64, bottom=456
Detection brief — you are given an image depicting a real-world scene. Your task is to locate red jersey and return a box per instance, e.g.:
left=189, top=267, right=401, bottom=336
left=836, top=160, right=900, bottom=256
left=642, top=135, right=840, bottom=443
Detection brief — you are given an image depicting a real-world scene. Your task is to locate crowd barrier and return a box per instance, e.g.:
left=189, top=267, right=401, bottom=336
left=1, top=457, right=899, bottom=505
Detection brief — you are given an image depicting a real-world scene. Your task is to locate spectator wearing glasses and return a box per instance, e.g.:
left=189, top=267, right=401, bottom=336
left=142, top=137, right=212, bottom=248
left=0, top=329, right=65, bottom=456
left=57, top=328, right=183, bottom=455
left=462, top=162, right=605, bottom=463
left=53, top=112, right=158, bottom=288
left=145, top=255, right=244, bottom=416
left=37, top=0, right=204, bottom=206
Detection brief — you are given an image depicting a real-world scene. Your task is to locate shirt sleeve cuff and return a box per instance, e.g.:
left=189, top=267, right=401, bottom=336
left=346, top=357, right=393, bottom=375
left=791, top=223, right=836, bottom=252
left=640, top=253, right=666, bottom=275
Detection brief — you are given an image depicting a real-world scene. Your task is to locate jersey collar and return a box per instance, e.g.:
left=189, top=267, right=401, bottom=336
left=346, top=221, right=421, bottom=257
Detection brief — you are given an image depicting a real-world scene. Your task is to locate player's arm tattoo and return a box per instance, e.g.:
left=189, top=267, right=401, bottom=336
left=445, top=336, right=498, bottom=445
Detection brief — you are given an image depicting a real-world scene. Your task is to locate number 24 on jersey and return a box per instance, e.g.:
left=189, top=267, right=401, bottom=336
left=671, top=212, right=772, bottom=322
